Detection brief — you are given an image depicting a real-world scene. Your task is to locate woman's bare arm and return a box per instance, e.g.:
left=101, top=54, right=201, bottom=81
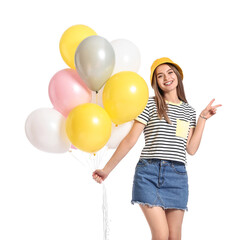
left=93, top=120, right=145, bottom=183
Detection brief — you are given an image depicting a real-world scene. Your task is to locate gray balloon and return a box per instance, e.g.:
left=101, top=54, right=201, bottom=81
left=75, top=35, right=115, bottom=92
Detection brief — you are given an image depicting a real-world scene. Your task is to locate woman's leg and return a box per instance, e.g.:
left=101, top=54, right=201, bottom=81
left=140, top=205, right=169, bottom=240
left=165, top=209, right=185, bottom=240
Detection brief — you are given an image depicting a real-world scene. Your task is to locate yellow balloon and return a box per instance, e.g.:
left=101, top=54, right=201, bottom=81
left=59, top=24, right=97, bottom=69
left=66, top=103, right=111, bottom=153
left=103, top=71, right=149, bottom=124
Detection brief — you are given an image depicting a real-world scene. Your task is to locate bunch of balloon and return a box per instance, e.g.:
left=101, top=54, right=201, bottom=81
left=25, top=23, right=149, bottom=157
left=24, top=24, right=149, bottom=240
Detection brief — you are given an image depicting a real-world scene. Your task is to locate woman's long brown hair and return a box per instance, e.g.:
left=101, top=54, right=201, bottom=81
left=151, top=63, right=187, bottom=124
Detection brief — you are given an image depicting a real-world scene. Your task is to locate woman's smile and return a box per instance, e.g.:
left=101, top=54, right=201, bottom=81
left=164, top=80, right=173, bottom=86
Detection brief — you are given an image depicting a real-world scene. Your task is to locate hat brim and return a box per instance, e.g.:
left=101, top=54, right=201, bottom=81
left=150, top=59, right=183, bottom=84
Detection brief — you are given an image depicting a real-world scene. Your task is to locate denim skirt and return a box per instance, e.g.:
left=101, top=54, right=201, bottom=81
left=131, top=158, right=189, bottom=211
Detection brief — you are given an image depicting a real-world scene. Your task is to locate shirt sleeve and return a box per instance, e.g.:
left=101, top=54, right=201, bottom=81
left=134, top=99, right=150, bottom=125
left=190, top=107, right=196, bottom=128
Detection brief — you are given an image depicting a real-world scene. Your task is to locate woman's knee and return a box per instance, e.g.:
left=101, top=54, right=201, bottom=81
left=168, top=229, right=181, bottom=240
left=152, top=230, right=169, bottom=240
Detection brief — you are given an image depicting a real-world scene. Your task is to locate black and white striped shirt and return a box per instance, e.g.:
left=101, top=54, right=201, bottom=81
left=135, top=96, right=196, bottom=164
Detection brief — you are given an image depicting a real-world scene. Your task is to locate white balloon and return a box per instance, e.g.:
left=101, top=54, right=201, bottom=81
left=25, top=108, right=71, bottom=153
left=91, top=84, right=104, bottom=108
left=106, top=121, right=134, bottom=149
left=110, top=39, right=141, bottom=75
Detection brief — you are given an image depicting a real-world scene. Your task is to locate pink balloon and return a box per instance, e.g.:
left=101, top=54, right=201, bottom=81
left=49, top=69, right=92, bottom=117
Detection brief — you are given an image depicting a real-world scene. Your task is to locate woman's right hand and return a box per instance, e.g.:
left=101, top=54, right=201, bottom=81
left=92, top=169, right=109, bottom=184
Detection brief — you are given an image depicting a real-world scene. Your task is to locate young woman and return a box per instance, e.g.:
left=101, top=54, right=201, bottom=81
left=93, top=57, right=222, bottom=240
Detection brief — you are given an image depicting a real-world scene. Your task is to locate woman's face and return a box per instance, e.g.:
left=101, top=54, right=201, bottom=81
left=155, top=64, right=178, bottom=93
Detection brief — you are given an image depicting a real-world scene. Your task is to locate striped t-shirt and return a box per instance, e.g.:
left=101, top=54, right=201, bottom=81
left=135, top=96, right=196, bottom=164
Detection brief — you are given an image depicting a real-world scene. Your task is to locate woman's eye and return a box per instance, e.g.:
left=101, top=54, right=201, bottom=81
left=168, top=72, right=173, bottom=74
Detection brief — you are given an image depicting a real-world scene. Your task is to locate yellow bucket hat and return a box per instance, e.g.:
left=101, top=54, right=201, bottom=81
left=150, top=57, right=183, bottom=84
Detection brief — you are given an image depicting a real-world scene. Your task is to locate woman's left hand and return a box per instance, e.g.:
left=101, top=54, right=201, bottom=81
left=201, top=98, right=222, bottom=120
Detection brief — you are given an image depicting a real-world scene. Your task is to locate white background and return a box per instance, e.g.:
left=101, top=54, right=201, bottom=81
left=1, top=0, right=251, bottom=239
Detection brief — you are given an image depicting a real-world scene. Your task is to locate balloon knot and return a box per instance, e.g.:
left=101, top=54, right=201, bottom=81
left=93, top=153, right=96, bottom=156
left=96, top=91, right=98, bottom=94
left=115, top=124, right=118, bottom=127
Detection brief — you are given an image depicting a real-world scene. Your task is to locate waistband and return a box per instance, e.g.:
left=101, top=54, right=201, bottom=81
left=139, top=158, right=186, bottom=166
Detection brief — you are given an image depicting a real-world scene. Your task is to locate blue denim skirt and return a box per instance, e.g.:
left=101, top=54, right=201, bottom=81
left=131, top=158, right=189, bottom=211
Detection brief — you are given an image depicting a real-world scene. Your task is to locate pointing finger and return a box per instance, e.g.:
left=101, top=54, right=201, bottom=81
left=212, top=104, right=222, bottom=109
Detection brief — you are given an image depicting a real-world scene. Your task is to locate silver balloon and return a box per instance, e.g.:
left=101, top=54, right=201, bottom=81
left=75, top=35, right=115, bottom=92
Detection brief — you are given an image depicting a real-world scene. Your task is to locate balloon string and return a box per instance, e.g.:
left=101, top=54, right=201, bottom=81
left=89, top=153, right=96, bottom=172
left=102, top=182, right=110, bottom=240
left=97, top=146, right=110, bottom=240
left=94, top=153, right=98, bottom=170
left=69, top=147, right=110, bottom=240
left=88, top=153, right=93, bottom=171
left=96, top=92, right=98, bottom=105
left=68, top=151, right=91, bottom=172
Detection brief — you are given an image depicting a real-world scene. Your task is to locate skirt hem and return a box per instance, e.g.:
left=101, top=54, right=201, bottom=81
left=131, top=200, right=188, bottom=212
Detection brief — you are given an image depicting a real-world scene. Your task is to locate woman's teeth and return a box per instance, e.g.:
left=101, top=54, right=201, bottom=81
left=164, top=81, right=173, bottom=86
